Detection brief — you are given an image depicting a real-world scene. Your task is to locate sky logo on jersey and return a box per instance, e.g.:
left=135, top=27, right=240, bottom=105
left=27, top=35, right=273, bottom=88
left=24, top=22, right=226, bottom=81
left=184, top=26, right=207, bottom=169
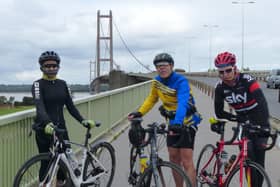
left=225, top=92, right=247, bottom=104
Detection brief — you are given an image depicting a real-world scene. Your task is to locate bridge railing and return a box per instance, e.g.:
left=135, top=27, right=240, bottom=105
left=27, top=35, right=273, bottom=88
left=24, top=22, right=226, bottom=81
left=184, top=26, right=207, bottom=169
left=0, top=81, right=151, bottom=187
left=185, top=70, right=270, bottom=81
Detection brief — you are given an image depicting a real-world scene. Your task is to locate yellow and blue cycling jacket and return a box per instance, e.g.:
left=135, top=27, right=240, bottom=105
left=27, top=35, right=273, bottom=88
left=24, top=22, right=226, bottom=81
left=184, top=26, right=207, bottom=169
left=138, top=72, right=199, bottom=126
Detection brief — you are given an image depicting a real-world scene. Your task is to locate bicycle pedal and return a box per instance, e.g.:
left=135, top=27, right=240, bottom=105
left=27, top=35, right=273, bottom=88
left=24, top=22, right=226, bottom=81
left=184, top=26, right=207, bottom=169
left=128, top=176, right=137, bottom=185
left=128, top=172, right=138, bottom=185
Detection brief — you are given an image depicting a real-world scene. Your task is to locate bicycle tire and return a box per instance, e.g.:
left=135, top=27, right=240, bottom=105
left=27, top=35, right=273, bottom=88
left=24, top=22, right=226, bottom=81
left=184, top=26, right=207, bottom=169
left=225, top=160, right=272, bottom=187
left=128, top=146, right=141, bottom=186
left=13, top=153, right=71, bottom=187
left=83, top=141, right=116, bottom=187
left=136, top=160, right=192, bottom=187
left=196, top=144, right=216, bottom=187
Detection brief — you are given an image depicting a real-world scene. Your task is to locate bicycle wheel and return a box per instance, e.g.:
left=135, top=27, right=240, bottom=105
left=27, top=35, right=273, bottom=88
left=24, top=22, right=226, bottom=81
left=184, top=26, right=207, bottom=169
left=196, top=144, right=216, bottom=187
left=13, top=153, right=71, bottom=187
left=225, top=160, right=272, bottom=187
left=83, top=142, right=116, bottom=187
left=128, top=146, right=141, bottom=186
left=136, top=160, right=192, bottom=187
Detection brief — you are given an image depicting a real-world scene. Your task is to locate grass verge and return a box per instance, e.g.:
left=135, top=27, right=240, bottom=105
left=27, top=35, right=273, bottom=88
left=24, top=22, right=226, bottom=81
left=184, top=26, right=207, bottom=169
left=0, top=106, right=34, bottom=116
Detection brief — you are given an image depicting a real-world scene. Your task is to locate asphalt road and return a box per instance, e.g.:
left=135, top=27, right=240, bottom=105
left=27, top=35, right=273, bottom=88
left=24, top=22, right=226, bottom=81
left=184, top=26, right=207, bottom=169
left=110, top=86, right=280, bottom=187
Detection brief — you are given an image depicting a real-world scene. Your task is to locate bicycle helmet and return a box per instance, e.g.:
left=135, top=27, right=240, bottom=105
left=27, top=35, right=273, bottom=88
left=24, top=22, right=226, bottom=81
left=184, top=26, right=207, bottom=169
left=214, top=52, right=236, bottom=68
left=153, top=53, right=174, bottom=66
left=39, top=51, right=61, bottom=65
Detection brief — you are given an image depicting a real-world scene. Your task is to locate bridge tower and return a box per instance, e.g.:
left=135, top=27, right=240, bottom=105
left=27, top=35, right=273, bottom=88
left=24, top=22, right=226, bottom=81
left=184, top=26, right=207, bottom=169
left=95, top=10, right=113, bottom=77
left=89, top=10, right=113, bottom=93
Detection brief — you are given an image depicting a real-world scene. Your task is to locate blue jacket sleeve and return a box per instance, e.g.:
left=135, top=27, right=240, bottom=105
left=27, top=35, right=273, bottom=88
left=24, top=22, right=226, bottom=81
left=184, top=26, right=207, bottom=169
left=170, top=78, right=190, bottom=125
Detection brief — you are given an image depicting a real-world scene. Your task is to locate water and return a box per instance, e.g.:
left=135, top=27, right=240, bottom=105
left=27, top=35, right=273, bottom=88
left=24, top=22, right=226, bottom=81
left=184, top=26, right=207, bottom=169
left=0, top=92, right=91, bottom=102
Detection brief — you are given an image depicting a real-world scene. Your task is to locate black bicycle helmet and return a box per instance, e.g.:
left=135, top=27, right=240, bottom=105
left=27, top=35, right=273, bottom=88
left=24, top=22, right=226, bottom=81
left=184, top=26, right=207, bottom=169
left=153, top=53, right=174, bottom=66
left=39, top=51, right=61, bottom=65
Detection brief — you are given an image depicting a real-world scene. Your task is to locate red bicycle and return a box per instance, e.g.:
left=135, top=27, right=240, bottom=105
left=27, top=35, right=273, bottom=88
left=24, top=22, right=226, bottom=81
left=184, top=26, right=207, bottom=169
left=196, top=118, right=276, bottom=187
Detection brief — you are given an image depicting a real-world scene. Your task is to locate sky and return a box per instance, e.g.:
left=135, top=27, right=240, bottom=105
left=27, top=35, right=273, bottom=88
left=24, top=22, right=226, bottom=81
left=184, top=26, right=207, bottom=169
left=0, top=0, right=280, bottom=84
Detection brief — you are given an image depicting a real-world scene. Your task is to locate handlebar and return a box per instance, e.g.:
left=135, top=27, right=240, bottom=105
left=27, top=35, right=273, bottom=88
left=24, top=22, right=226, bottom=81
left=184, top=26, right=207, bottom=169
left=129, top=118, right=169, bottom=148
left=211, top=119, right=278, bottom=151
left=31, top=121, right=101, bottom=146
left=130, top=117, right=196, bottom=148
left=142, top=122, right=168, bottom=148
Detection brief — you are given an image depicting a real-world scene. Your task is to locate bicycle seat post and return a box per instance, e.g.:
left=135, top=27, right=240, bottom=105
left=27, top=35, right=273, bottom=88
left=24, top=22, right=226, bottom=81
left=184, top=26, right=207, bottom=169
left=220, top=123, right=225, bottom=141
left=151, top=123, right=158, bottom=157
left=84, top=127, right=91, bottom=147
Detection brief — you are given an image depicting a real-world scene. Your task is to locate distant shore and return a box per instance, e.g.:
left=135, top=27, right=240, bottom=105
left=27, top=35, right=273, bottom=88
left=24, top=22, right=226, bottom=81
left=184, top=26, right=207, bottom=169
left=0, top=91, right=91, bottom=102
left=0, top=84, right=90, bottom=92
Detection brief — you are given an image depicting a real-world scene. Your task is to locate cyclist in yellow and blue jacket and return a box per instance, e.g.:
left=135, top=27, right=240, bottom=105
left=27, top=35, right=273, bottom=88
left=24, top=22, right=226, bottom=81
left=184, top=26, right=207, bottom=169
left=128, top=53, right=201, bottom=187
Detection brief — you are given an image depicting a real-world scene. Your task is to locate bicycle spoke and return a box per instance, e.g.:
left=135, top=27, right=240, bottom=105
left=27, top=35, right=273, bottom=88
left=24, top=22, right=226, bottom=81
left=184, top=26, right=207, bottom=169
left=226, top=161, right=271, bottom=187
left=83, top=142, right=115, bottom=187
left=137, top=161, right=192, bottom=187
left=13, top=153, right=71, bottom=187
left=196, top=144, right=216, bottom=186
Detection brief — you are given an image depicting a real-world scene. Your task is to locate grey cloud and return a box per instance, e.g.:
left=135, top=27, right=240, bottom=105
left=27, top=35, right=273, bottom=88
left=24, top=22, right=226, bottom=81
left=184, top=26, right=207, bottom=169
left=1, top=0, right=280, bottom=84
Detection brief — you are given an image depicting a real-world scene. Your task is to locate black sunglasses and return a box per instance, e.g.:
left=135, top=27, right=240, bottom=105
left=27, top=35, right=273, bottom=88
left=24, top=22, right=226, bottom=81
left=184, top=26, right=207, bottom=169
left=219, top=68, right=233, bottom=75
left=42, top=64, right=59, bottom=68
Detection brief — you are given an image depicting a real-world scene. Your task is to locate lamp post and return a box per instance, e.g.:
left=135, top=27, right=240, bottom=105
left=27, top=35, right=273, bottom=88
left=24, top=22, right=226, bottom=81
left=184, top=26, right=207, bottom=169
left=204, top=24, right=219, bottom=71
left=185, top=36, right=196, bottom=72
left=232, top=1, right=255, bottom=70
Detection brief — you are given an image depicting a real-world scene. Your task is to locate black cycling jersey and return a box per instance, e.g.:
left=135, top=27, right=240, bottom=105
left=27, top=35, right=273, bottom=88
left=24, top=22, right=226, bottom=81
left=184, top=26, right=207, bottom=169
left=214, top=73, right=270, bottom=127
left=31, top=78, right=84, bottom=129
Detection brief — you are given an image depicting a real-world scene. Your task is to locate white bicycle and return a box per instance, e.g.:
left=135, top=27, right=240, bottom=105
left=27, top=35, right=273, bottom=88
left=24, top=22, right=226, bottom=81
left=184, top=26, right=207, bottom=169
left=13, top=123, right=115, bottom=187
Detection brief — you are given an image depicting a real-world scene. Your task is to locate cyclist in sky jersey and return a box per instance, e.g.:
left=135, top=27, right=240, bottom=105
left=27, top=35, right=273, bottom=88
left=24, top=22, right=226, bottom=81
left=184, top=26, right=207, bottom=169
left=213, top=51, right=270, bottom=187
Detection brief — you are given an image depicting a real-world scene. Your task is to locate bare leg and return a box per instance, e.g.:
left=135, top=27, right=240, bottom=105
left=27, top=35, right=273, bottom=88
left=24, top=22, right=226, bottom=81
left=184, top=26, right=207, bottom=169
left=180, top=148, right=196, bottom=187
left=168, top=147, right=184, bottom=187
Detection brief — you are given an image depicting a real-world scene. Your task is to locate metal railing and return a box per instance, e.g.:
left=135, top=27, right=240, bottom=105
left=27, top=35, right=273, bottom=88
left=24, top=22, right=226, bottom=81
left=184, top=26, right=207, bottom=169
left=185, top=70, right=269, bottom=81
left=0, top=81, right=151, bottom=187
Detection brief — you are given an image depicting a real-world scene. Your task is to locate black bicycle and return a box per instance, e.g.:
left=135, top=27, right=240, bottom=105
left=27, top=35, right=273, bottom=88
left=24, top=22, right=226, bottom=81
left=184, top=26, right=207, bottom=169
left=13, top=122, right=116, bottom=187
left=128, top=118, right=192, bottom=187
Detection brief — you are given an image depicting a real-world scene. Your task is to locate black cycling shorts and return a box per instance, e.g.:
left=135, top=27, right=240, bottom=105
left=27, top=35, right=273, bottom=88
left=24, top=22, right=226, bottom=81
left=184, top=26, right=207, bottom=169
left=167, top=126, right=197, bottom=149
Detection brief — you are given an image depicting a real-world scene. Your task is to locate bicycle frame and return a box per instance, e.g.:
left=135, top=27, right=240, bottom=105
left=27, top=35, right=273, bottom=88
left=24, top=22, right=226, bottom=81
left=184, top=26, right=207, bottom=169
left=199, top=124, right=252, bottom=187
left=148, top=122, right=162, bottom=186
left=128, top=121, right=167, bottom=186
left=41, top=128, right=109, bottom=186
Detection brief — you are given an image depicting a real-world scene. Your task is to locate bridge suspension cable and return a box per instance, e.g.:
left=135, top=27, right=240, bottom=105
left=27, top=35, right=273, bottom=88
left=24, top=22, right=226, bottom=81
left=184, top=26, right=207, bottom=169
left=113, top=20, right=152, bottom=72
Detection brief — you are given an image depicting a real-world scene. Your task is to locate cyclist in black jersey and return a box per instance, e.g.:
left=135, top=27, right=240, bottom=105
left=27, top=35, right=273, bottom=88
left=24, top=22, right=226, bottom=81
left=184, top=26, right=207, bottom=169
left=213, top=51, right=270, bottom=187
left=31, top=51, right=95, bottom=185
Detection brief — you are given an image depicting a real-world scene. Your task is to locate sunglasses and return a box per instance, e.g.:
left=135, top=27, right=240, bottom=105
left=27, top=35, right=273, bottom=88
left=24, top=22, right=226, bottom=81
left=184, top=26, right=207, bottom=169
left=42, top=64, right=59, bottom=68
left=218, top=68, right=233, bottom=75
